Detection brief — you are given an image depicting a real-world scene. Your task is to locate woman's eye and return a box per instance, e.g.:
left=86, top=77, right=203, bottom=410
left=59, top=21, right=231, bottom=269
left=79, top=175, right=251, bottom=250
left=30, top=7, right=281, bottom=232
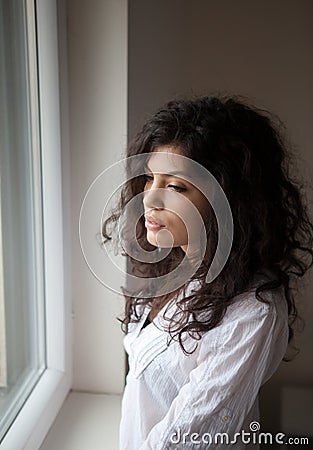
left=168, top=185, right=186, bottom=193
left=144, top=175, right=186, bottom=193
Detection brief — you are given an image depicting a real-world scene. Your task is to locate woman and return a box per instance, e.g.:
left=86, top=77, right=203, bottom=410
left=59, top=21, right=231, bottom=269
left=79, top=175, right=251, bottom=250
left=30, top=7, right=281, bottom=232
left=102, top=95, right=313, bottom=449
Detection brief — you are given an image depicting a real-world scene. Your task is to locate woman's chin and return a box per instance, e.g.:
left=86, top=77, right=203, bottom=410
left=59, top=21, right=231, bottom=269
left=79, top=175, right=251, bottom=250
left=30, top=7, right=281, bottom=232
left=146, top=229, right=178, bottom=248
left=147, top=237, right=180, bottom=250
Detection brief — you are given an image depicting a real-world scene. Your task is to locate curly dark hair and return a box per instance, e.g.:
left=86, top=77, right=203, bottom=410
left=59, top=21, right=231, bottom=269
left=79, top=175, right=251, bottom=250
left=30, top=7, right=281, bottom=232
left=102, top=94, right=313, bottom=359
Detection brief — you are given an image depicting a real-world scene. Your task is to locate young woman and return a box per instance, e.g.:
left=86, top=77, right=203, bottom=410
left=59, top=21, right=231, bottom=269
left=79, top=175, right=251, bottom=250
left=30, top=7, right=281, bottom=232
left=102, top=95, right=313, bottom=449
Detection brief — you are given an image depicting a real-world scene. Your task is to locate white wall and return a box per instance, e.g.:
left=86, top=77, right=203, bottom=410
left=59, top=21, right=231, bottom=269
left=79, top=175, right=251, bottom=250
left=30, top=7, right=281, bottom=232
left=66, top=0, right=127, bottom=394
left=128, top=0, right=313, bottom=436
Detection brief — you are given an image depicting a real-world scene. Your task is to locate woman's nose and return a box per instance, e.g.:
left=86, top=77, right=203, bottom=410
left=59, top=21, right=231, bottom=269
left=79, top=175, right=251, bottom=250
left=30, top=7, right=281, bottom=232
left=143, top=186, right=165, bottom=210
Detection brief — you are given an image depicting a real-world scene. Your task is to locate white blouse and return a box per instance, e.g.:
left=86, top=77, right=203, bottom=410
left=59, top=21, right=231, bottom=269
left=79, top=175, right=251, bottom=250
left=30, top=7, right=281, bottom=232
left=119, top=277, right=289, bottom=450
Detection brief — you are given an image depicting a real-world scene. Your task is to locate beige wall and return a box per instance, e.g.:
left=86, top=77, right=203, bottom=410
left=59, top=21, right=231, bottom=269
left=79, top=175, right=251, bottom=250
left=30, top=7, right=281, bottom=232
left=66, top=0, right=127, bottom=394
left=128, top=0, right=313, bottom=437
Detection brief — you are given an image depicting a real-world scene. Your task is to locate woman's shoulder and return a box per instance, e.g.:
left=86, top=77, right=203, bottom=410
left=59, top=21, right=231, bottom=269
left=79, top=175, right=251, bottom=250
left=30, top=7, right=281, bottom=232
left=231, top=272, right=287, bottom=315
left=198, top=270, right=287, bottom=319
left=197, top=280, right=288, bottom=353
left=220, top=275, right=288, bottom=334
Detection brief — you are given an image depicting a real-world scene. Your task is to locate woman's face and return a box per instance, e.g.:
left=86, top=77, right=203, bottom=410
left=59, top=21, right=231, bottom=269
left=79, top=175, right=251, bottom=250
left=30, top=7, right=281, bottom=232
left=143, top=146, right=209, bottom=254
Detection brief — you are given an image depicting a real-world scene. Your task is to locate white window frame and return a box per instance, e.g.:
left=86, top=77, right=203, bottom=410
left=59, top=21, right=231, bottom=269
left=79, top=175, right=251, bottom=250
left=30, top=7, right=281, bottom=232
left=0, top=195, right=7, bottom=389
left=0, top=0, right=71, bottom=448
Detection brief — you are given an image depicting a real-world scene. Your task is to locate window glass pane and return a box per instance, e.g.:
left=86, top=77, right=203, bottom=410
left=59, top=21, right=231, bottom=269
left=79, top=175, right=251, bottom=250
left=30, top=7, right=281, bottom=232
left=0, top=0, right=46, bottom=441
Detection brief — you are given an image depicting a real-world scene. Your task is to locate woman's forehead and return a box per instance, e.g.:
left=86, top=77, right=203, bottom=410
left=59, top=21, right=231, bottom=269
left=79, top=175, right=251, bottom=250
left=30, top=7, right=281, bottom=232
left=147, top=146, right=190, bottom=175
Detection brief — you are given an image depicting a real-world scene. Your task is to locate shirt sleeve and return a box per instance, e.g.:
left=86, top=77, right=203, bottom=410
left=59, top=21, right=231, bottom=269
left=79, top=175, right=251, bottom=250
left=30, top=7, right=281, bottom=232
left=139, top=300, right=287, bottom=450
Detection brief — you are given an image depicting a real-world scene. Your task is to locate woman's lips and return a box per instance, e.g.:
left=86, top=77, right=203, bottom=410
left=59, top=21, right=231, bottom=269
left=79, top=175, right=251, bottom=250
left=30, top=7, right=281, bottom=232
left=145, top=215, right=165, bottom=230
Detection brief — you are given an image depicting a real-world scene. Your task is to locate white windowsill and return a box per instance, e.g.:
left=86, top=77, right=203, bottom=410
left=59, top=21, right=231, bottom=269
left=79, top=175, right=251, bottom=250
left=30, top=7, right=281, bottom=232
left=40, top=392, right=122, bottom=450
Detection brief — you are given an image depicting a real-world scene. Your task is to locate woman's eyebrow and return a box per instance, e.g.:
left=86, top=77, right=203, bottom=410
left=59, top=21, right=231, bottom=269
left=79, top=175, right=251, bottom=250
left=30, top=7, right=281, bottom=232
left=143, top=164, right=188, bottom=178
